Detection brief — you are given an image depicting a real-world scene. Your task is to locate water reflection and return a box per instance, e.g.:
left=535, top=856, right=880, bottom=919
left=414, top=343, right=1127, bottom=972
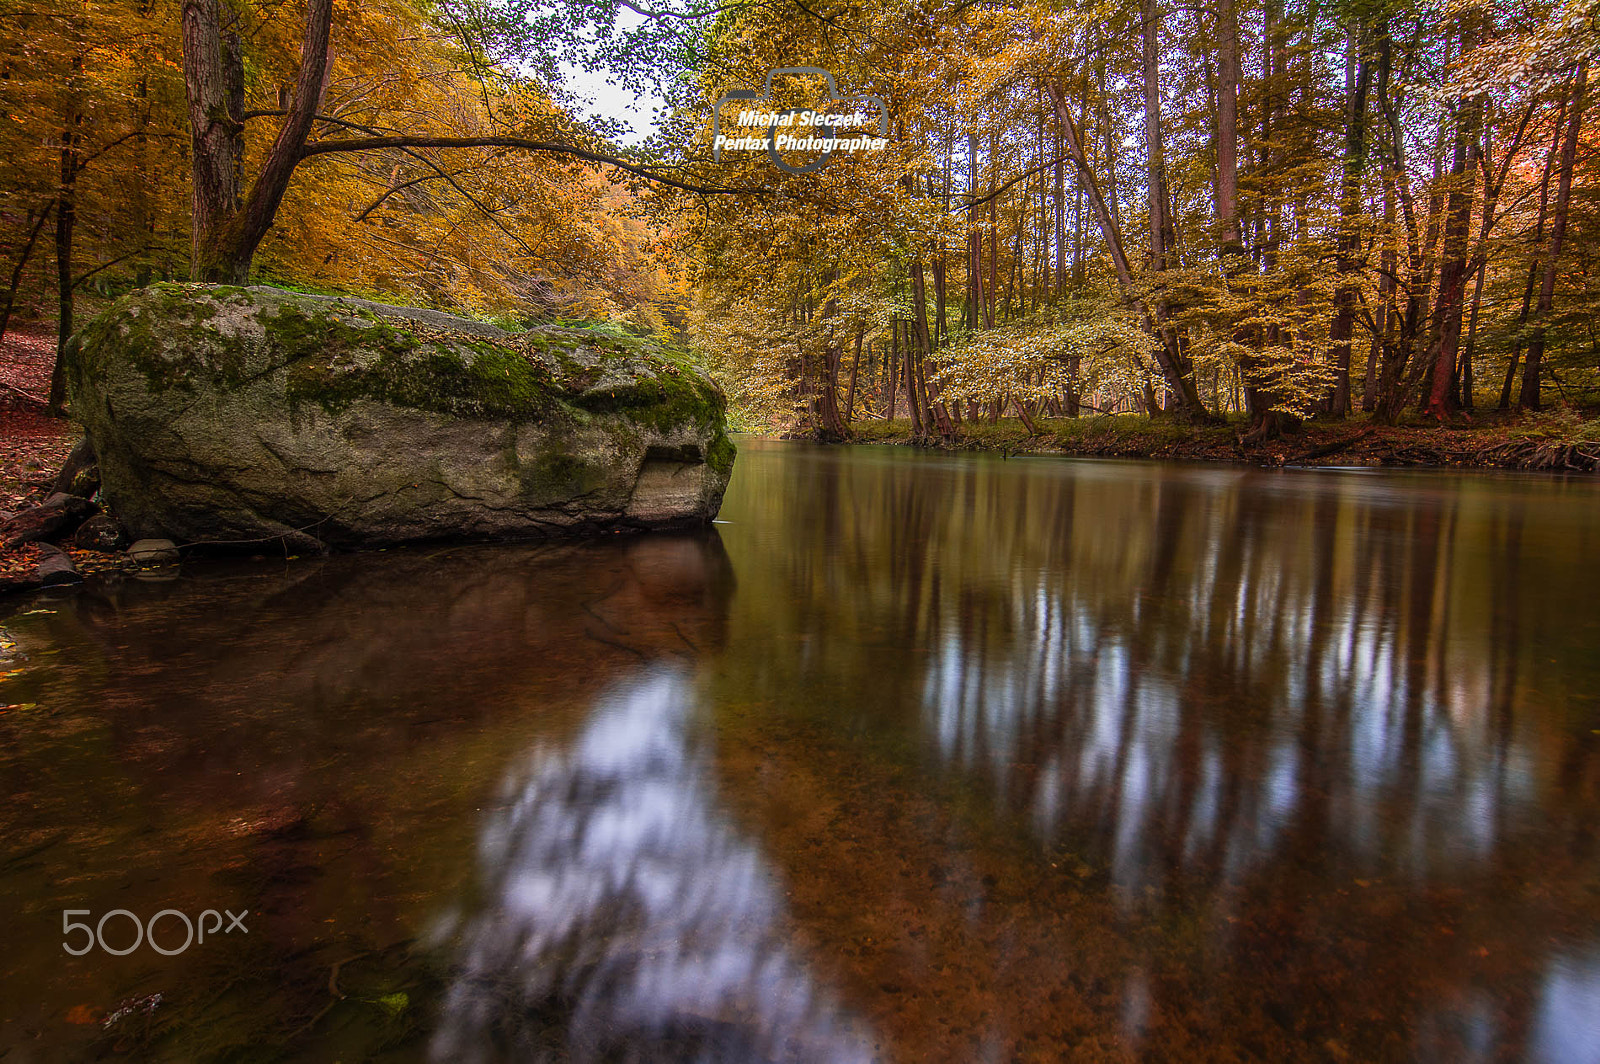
left=714, top=442, right=1600, bottom=1061
left=0, top=532, right=739, bottom=1060
left=4, top=439, right=1599, bottom=1061
left=433, top=671, right=874, bottom=1064
left=1530, top=950, right=1600, bottom=1064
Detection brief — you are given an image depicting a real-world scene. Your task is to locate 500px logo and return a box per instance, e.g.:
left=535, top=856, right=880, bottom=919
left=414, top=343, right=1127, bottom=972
left=712, top=67, right=889, bottom=175
left=62, top=908, right=248, bottom=956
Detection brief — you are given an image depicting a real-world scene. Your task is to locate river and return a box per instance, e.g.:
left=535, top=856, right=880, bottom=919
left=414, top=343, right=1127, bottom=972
left=2, top=438, right=1598, bottom=1061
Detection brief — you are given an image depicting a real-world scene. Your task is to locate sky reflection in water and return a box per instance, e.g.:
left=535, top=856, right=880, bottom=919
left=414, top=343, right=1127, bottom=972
left=432, top=670, right=875, bottom=1064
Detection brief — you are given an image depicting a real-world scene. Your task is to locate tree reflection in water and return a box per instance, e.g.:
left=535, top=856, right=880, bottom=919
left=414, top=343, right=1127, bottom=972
left=432, top=670, right=876, bottom=1064
left=715, top=442, right=1600, bottom=1061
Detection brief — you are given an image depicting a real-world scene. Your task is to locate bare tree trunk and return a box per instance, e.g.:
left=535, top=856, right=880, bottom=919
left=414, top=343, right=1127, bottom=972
left=967, top=132, right=982, bottom=330
left=1215, top=0, right=1242, bottom=252
left=986, top=132, right=998, bottom=329
left=48, top=143, right=79, bottom=414
left=1054, top=126, right=1067, bottom=299
left=910, top=260, right=947, bottom=435
left=844, top=325, right=863, bottom=425
left=1142, top=0, right=1173, bottom=273
left=886, top=324, right=899, bottom=420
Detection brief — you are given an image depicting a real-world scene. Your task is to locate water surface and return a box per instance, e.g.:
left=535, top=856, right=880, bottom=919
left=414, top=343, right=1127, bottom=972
left=2, top=439, right=1598, bottom=1062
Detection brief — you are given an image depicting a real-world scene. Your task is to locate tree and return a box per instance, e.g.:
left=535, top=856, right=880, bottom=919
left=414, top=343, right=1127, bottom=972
left=177, top=0, right=751, bottom=284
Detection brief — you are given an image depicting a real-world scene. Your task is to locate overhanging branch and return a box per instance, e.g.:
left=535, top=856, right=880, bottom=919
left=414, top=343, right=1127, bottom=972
left=297, top=135, right=765, bottom=196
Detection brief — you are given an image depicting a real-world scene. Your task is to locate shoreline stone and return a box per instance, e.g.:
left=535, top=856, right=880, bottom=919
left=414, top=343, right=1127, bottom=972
left=67, top=284, right=735, bottom=550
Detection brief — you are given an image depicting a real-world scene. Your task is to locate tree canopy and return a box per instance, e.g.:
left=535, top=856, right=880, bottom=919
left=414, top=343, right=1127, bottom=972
left=2, top=0, right=1595, bottom=427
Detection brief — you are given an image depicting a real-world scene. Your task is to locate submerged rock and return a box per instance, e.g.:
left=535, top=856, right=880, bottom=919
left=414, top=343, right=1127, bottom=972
left=67, top=284, right=736, bottom=550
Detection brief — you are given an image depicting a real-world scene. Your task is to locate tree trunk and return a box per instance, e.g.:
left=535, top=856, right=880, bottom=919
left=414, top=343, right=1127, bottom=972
left=183, top=0, right=333, bottom=282
left=1500, top=98, right=1566, bottom=409
left=48, top=147, right=78, bottom=414
left=1142, top=0, right=1173, bottom=273
left=0, top=200, right=54, bottom=353
left=1329, top=22, right=1370, bottom=417
left=1215, top=0, right=1242, bottom=252
left=1519, top=63, right=1587, bottom=411
left=1045, top=79, right=1209, bottom=422
left=1423, top=27, right=1482, bottom=422
left=844, top=325, right=863, bottom=425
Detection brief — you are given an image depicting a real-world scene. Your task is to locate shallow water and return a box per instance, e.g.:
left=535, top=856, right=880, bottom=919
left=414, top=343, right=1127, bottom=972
left=2, top=439, right=1599, bottom=1062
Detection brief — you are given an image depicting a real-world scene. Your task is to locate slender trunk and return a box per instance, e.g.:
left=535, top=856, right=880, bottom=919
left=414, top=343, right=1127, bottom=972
left=1038, top=105, right=1051, bottom=300
left=986, top=132, right=998, bottom=329
left=1142, top=0, right=1172, bottom=273
left=1364, top=174, right=1393, bottom=412
left=1330, top=22, right=1370, bottom=417
left=1461, top=265, right=1482, bottom=409
left=48, top=148, right=78, bottom=414
left=1499, top=100, right=1566, bottom=409
left=1519, top=67, right=1586, bottom=411
left=0, top=200, right=55, bottom=351
left=1045, top=79, right=1208, bottom=421
left=1055, top=126, right=1068, bottom=298
left=1215, top=0, right=1241, bottom=252
left=1423, top=26, right=1482, bottom=421
left=901, top=320, right=923, bottom=435
left=1099, top=73, right=1120, bottom=231
left=910, top=260, right=945, bottom=434
left=967, top=133, right=982, bottom=330
left=886, top=323, right=899, bottom=420
left=844, top=325, right=864, bottom=424
left=1459, top=99, right=1529, bottom=411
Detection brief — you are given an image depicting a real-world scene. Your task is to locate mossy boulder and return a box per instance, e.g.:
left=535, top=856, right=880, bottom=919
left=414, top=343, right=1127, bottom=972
left=66, top=284, right=735, bottom=549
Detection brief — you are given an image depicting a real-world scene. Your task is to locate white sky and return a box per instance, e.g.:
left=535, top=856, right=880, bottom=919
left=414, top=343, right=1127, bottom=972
left=557, top=63, right=666, bottom=145
left=555, top=10, right=667, bottom=146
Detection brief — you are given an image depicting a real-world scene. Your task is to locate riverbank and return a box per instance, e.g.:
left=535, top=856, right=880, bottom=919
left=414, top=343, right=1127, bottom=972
left=0, top=327, right=126, bottom=595
left=841, top=412, right=1600, bottom=472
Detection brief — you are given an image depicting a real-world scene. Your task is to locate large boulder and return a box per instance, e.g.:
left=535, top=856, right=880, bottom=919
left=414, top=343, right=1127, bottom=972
left=66, top=284, right=735, bottom=550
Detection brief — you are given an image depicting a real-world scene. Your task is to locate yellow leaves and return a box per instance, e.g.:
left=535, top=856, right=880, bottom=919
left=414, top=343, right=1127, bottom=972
left=933, top=305, right=1157, bottom=408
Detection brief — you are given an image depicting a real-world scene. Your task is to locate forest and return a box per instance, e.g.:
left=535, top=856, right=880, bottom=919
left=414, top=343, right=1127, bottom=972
left=2, top=0, right=1597, bottom=447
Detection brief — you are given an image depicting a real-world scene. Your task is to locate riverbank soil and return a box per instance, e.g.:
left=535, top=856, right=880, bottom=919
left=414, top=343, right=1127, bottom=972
left=846, top=412, right=1600, bottom=471
left=0, top=327, right=72, bottom=510
left=0, top=327, right=116, bottom=592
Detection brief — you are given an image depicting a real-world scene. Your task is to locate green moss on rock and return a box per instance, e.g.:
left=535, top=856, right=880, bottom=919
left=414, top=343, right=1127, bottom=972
left=706, top=433, right=737, bottom=479
left=66, top=284, right=736, bottom=548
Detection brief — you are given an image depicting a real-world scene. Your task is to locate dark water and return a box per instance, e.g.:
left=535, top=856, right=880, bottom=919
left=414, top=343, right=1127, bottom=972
left=3, top=439, right=1599, bottom=1062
